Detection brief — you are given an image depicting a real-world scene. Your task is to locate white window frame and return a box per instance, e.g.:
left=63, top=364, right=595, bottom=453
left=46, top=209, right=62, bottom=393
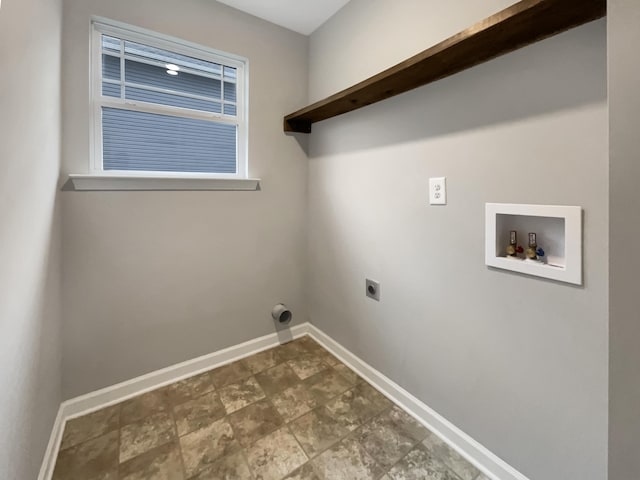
left=90, top=18, right=249, bottom=179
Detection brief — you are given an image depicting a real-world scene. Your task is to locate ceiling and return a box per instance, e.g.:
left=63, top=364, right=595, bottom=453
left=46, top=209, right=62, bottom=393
left=216, top=0, right=350, bottom=35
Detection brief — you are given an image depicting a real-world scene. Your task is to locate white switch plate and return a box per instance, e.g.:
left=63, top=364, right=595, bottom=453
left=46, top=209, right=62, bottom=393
left=429, top=177, right=447, bottom=205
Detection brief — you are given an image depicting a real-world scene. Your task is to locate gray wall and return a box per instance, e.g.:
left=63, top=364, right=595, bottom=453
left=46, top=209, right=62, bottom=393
left=307, top=1, right=608, bottom=479
left=608, top=0, right=640, bottom=478
left=60, top=0, right=309, bottom=398
left=0, top=0, right=63, bottom=478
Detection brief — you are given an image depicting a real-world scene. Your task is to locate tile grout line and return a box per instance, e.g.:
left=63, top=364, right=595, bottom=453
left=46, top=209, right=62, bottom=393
left=59, top=334, right=434, bottom=480
left=283, top=421, right=313, bottom=478
left=294, top=390, right=445, bottom=480
left=257, top=371, right=307, bottom=480
left=282, top=337, right=401, bottom=478
left=235, top=442, right=257, bottom=480
left=116, top=404, right=122, bottom=478
left=55, top=334, right=317, bottom=475
left=224, top=355, right=289, bottom=478
left=168, top=399, right=189, bottom=480
left=276, top=370, right=394, bottom=477
left=267, top=338, right=349, bottom=479
left=47, top=327, right=517, bottom=480
left=335, top=390, right=468, bottom=480
left=117, top=373, right=216, bottom=478
left=237, top=340, right=318, bottom=479
left=197, top=367, right=250, bottom=478
left=221, top=336, right=357, bottom=479
left=55, top=336, right=321, bottom=479
left=56, top=406, right=121, bottom=454
left=366, top=401, right=474, bottom=480
left=305, top=327, right=520, bottom=480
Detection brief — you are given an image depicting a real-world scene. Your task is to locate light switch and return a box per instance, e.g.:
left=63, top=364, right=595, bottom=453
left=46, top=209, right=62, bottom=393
left=429, top=177, right=447, bottom=205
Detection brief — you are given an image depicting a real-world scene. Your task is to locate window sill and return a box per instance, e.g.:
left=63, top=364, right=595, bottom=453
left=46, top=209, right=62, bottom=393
left=62, top=174, right=261, bottom=192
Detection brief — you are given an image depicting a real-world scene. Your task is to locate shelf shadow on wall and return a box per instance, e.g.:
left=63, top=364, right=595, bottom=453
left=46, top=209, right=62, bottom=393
left=304, top=19, right=606, bottom=159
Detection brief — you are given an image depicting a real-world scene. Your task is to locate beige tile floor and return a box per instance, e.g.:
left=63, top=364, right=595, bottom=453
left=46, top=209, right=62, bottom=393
left=53, top=335, right=488, bottom=480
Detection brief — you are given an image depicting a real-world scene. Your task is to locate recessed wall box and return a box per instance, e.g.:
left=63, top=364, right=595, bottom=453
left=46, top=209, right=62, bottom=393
left=485, top=203, right=582, bottom=285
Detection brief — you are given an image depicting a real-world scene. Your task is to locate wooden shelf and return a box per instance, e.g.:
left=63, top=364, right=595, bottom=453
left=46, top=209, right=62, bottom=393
left=284, top=0, right=606, bottom=133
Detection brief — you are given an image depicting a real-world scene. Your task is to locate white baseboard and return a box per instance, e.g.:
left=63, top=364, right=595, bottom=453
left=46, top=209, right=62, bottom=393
left=39, top=321, right=528, bottom=480
left=60, top=323, right=308, bottom=420
left=37, top=406, right=65, bottom=480
left=305, top=324, right=530, bottom=480
left=37, top=323, right=308, bottom=480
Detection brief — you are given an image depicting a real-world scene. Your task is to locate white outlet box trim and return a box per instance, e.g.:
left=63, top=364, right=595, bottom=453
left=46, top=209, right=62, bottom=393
left=429, top=176, right=447, bottom=205
left=39, top=322, right=529, bottom=480
left=485, top=203, right=582, bottom=285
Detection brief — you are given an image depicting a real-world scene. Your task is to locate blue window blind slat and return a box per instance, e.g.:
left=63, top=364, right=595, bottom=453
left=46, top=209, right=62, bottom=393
left=223, top=82, right=236, bottom=103
left=223, top=66, right=236, bottom=80
left=102, top=107, right=237, bottom=173
left=102, top=83, right=120, bottom=98
left=102, top=35, right=121, bottom=53
left=102, top=54, right=120, bottom=80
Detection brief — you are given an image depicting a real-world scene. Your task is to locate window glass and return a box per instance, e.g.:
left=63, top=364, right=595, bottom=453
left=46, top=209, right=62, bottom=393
left=93, top=22, right=246, bottom=177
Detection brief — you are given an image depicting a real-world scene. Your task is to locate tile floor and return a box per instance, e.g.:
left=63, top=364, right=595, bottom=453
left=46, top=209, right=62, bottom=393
left=53, top=335, right=488, bottom=480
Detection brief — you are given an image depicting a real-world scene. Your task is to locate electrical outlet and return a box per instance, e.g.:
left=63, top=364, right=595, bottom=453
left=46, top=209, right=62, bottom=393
left=365, top=279, right=380, bottom=301
left=429, top=177, right=447, bottom=205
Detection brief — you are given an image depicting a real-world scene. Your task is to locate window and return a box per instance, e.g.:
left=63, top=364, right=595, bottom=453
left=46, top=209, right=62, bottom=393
left=91, top=20, right=247, bottom=178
